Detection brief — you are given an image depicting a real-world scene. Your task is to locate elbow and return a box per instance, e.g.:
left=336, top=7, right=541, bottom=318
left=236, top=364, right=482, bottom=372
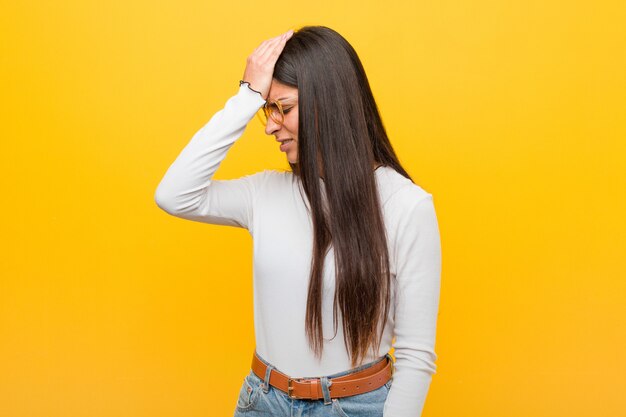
left=154, top=182, right=202, bottom=217
left=154, top=183, right=177, bottom=215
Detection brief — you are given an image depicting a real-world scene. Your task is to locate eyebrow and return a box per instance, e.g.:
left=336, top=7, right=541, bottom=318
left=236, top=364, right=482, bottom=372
left=269, top=96, right=296, bottom=102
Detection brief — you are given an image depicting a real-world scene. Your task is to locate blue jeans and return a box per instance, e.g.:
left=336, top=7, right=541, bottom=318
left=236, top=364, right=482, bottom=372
left=234, top=352, right=394, bottom=417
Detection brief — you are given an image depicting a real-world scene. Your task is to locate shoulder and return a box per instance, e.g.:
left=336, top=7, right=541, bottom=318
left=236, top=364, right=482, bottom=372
left=377, top=166, right=433, bottom=208
left=394, top=183, right=433, bottom=209
left=243, top=168, right=293, bottom=192
left=261, top=168, right=293, bottom=183
left=242, top=168, right=289, bottom=181
left=376, top=168, right=439, bottom=244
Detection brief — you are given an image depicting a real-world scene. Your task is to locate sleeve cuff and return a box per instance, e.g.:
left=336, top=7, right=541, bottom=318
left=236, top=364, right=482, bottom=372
left=239, top=80, right=264, bottom=99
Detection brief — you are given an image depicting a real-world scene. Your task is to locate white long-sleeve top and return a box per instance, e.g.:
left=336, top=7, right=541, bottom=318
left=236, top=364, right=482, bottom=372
left=154, top=81, right=442, bottom=417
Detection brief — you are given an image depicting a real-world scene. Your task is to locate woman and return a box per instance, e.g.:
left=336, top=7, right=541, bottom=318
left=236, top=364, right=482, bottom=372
left=155, top=26, right=442, bottom=417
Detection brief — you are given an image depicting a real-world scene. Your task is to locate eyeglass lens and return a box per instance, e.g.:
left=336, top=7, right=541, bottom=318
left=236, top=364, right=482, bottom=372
left=265, top=100, right=283, bottom=125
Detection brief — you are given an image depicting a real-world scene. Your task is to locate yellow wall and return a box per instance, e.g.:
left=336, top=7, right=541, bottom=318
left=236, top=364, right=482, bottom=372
left=1, top=1, right=624, bottom=416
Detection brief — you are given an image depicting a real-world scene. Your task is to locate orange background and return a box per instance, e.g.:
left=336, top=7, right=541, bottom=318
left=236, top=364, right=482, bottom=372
left=1, top=1, right=625, bottom=416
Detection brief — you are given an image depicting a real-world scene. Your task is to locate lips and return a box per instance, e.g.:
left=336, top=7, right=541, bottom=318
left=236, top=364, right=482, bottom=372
left=279, top=139, right=293, bottom=152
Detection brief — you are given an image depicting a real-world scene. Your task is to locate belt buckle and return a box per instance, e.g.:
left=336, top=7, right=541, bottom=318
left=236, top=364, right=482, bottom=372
left=287, top=377, right=305, bottom=399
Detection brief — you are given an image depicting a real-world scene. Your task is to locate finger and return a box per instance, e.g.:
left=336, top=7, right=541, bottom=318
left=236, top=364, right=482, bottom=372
left=252, top=32, right=283, bottom=54
left=256, top=40, right=279, bottom=64
left=265, top=31, right=291, bottom=54
left=252, top=38, right=273, bottom=55
left=257, top=33, right=288, bottom=61
left=267, top=33, right=290, bottom=59
left=253, top=34, right=284, bottom=60
left=258, top=31, right=288, bottom=51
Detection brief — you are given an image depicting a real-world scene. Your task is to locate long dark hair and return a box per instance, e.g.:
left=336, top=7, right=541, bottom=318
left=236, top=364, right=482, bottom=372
left=273, top=25, right=415, bottom=368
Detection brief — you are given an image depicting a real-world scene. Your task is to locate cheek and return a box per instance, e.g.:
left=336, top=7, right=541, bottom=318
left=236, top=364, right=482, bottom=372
left=288, top=123, right=298, bottom=139
left=290, top=113, right=298, bottom=137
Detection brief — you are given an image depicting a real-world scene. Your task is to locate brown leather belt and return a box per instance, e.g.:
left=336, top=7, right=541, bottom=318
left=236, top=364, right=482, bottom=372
left=251, top=351, right=394, bottom=400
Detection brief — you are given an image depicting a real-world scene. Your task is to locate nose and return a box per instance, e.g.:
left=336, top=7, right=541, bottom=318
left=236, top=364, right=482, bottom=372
left=264, top=117, right=282, bottom=136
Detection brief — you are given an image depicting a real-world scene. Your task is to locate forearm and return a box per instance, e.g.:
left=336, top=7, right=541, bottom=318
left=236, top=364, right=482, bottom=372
left=154, top=82, right=265, bottom=219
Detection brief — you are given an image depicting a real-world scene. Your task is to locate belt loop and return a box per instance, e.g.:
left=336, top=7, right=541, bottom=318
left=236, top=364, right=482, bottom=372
left=309, top=379, right=320, bottom=401
left=320, top=376, right=333, bottom=405
left=385, top=353, right=395, bottom=377
left=263, top=363, right=274, bottom=394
